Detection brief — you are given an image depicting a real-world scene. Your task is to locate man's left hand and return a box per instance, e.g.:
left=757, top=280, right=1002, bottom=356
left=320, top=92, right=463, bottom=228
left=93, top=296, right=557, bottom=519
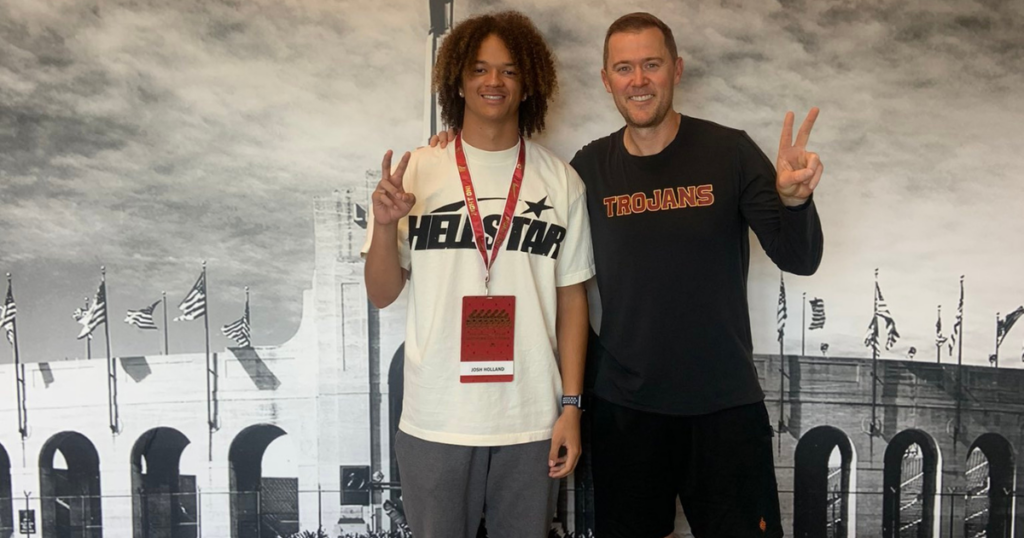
left=776, top=107, right=824, bottom=207
left=548, top=408, right=582, bottom=478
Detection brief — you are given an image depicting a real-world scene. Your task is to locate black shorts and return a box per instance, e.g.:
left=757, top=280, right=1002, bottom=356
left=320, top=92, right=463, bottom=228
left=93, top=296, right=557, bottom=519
left=590, top=397, right=782, bottom=538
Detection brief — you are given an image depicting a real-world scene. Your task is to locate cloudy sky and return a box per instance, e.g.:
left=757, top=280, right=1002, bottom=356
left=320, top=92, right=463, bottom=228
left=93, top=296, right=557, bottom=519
left=2, top=0, right=1023, bottom=367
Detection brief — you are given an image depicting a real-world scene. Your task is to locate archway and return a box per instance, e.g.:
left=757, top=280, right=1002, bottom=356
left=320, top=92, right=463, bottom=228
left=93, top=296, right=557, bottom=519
left=39, top=431, right=103, bottom=538
left=130, top=428, right=193, bottom=538
left=794, top=425, right=856, bottom=538
left=228, top=424, right=296, bottom=538
left=964, top=433, right=1014, bottom=538
left=883, top=430, right=941, bottom=538
left=1, top=442, right=12, bottom=538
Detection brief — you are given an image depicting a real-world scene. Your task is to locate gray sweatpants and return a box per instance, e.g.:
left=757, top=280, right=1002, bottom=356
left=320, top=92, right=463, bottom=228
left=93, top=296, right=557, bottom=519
left=394, top=430, right=559, bottom=538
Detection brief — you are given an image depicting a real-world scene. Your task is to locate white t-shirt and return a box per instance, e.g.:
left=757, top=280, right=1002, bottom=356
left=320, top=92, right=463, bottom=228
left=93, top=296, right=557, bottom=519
left=363, top=139, right=595, bottom=446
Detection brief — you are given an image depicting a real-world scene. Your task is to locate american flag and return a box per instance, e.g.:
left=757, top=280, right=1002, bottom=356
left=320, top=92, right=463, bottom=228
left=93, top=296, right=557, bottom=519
left=77, top=282, right=108, bottom=340
left=996, top=306, right=1024, bottom=350
left=0, top=282, right=16, bottom=345
left=221, top=297, right=250, bottom=348
left=809, top=297, right=826, bottom=330
left=949, top=276, right=964, bottom=356
left=73, top=297, right=94, bottom=340
left=777, top=274, right=787, bottom=343
left=175, top=271, right=207, bottom=321
left=864, top=316, right=880, bottom=355
left=125, top=300, right=161, bottom=330
left=935, top=305, right=947, bottom=349
left=865, top=278, right=900, bottom=353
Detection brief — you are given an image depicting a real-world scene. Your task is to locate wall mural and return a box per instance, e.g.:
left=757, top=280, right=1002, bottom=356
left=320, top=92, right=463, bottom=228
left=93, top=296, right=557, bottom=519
left=1, top=0, right=1023, bottom=536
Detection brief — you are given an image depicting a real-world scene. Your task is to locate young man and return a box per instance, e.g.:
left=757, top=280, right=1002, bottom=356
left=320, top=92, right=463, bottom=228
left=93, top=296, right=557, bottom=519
left=572, top=13, right=824, bottom=538
left=363, top=11, right=593, bottom=538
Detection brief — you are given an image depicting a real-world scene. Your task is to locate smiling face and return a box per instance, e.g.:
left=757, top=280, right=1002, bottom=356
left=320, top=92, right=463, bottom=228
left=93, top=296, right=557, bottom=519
left=601, top=27, right=683, bottom=130
left=460, top=34, right=523, bottom=132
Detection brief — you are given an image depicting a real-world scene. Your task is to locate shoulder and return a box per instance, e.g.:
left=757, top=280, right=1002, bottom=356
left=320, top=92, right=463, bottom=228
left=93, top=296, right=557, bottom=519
left=397, top=145, right=454, bottom=180
left=680, top=115, right=747, bottom=144
left=525, top=140, right=572, bottom=176
left=408, top=144, right=452, bottom=165
left=571, top=130, right=619, bottom=166
left=678, top=115, right=768, bottom=166
left=525, top=140, right=586, bottom=195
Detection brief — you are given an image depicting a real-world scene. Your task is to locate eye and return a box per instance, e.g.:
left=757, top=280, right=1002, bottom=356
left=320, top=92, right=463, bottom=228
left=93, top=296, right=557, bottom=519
left=645, top=62, right=660, bottom=70
left=616, top=65, right=631, bottom=74
left=503, top=69, right=518, bottom=76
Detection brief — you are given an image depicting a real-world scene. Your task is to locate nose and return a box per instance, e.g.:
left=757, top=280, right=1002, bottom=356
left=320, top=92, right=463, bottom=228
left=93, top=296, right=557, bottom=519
left=630, top=68, right=646, bottom=87
left=485, top=68, right=503, bottom=87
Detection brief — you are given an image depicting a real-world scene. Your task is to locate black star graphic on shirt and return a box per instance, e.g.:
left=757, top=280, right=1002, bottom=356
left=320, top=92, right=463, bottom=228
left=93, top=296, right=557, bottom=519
left=521, top=196, right=553, bottom=218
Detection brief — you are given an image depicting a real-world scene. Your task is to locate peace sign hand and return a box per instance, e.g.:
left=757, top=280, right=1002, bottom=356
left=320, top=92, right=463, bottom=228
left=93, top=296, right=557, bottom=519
left=372, top=150, right=416, bottom=226
left=776, top=107, right=824, bottom=207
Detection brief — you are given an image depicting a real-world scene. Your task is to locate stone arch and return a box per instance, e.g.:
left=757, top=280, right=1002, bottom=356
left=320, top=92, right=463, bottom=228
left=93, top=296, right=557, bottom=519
left=228, top=424, right=295, bottom=538
left=38, top=431, right=103, bottom=538
left=964, top=433, right=1015, bottom=538
left=130, top=427, right=192, bottom=538
left=1, top=442, right=12, bottom=537
left=794, top=425, right=857, bottom=537
left=882, top=429, right=941, bottom=538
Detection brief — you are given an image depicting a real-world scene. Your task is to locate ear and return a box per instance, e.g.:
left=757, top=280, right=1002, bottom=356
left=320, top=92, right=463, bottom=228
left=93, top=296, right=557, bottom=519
left=673, top=56, right=684, bottom=85
left=601, top=69, right=612, bottom=94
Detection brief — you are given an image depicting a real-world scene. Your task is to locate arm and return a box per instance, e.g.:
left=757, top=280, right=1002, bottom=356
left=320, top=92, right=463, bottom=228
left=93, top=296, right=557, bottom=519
left=742, top=109, right=825, bottom=275
left=364, top=150, right=415, bottom=308
left=364, top=223, right=409, bottom=308
left=549, top=282, right=588, bottom=478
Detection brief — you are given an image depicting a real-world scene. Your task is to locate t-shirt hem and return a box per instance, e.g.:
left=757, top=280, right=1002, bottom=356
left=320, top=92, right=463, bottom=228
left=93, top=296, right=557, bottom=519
left=592, top=388, right=765, bottom=417
left=399, top=421, right=553, bottom=447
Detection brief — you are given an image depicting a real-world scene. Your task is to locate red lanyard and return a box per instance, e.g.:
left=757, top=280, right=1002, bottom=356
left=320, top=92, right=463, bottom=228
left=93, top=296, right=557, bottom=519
left=454, top=133, right=526, bottom=293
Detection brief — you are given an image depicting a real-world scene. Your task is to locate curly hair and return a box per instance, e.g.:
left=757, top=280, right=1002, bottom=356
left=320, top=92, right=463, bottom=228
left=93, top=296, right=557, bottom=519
left=433, top=11, right=558, bottom=138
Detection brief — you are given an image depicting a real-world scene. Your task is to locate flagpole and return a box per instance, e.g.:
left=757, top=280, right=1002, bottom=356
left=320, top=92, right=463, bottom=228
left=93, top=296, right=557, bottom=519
left=9, top=274, right=28, bottom=439
left=936, top=305, right=942, bottom=364
left=955, top=275, right=964, bottom=449
left=102, top=266, right=119, bottom=434
left=802, top=292, right=807, bottom=357
left=203, top=261, right=217, bottom=462
left=245, top=286, right=250, bottom=346
left=85, top=297, right=92, bottom=360
left=162, top=291, right=169, bottom=355
left=994, top=312, right=1000, bottom=368
left=870, top=269, right=879, bottom=438
left=777, top=273, right=786, bottom=447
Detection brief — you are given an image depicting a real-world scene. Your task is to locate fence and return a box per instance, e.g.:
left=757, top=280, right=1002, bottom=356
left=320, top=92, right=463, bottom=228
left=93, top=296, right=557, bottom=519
left=1, top=486, right=1022, bottom=538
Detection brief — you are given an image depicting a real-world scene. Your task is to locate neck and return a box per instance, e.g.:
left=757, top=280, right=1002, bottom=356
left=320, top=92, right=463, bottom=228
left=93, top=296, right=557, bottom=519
left=623, top=112, right=681, bottom=156
left=460, top=117, right=521, bottom=151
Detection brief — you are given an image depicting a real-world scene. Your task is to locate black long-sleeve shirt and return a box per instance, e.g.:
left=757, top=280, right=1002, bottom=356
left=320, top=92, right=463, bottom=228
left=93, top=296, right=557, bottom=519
left=571, top=114, right=823, bottom=415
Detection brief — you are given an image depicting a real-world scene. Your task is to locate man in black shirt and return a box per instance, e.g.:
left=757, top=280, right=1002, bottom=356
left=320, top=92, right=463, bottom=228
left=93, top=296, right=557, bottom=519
left=432, top=11, right=823, bottom=536
left=570, top=12, right=823, bottom=538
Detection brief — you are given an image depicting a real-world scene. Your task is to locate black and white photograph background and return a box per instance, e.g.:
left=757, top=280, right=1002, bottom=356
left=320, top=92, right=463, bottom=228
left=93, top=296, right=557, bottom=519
left=1, top=0, right=1023, bottom=537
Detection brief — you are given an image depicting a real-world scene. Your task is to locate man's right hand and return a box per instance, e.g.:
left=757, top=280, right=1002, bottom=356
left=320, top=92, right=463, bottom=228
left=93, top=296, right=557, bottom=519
left=373, top=150, right=415, bottom=225
left=427, top=128, right=458, bottom=149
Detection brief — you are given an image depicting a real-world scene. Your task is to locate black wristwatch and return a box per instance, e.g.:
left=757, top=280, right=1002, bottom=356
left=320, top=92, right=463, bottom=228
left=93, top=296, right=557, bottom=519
left=561, top=395, right=584, bottom=411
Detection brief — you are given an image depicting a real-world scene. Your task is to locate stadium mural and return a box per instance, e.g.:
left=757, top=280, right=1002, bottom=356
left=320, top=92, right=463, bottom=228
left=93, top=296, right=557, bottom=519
left=1, top=0, right=1022, bottom=536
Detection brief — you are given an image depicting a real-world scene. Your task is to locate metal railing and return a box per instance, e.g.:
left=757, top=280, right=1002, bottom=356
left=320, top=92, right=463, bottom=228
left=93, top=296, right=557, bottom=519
left=2, top=487, right=1024, bottom=538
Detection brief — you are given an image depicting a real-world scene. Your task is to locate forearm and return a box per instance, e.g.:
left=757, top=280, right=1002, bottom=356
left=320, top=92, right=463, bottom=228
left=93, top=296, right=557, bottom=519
left=771, top=198, right=824, bottom=275
left=556, top=283, right=588, bottom=398
left=364, top=223, right=407, bottom=308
